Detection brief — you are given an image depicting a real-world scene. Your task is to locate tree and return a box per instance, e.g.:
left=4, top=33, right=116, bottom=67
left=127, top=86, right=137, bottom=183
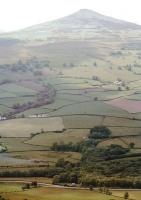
left=41, top=128, right=45, bottom=133
left=22, top=183, right=30, bottom=190
left=89, top=185, right=93, bottom=191
left=105, top=144, right=129, bottom=156
left=94, top=97, right=98, bottom=101
left=0, top=195, right=6, bottom=200
left=118, top=87, right=122, bottom=91
left=124, top=192, right=129, bottom=199
left=128, top=142, right=135, bottom=149
left=99, top=187, right=103, bottom=193
left=56, top=158, right=66, bottom=167
left=89, top=126, right=111, bottom=139
left=63, top=63, right=67, bottom=67
left=31, top=181, right=38, bottom=187
left=93, top=62, right=97, bottom=67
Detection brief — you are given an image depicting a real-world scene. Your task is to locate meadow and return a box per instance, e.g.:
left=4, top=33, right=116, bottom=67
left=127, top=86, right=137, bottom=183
left=1, top=182, right=140, bottom=200
left=0, top=117, right=64, bottom=137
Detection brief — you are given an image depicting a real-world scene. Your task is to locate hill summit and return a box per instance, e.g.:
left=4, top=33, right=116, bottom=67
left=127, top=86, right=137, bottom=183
left=1, top=9, right=141, bottom=40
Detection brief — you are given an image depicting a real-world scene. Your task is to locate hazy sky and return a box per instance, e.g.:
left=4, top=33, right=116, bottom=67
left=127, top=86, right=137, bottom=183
left=1, top=0, right=141, bottom=31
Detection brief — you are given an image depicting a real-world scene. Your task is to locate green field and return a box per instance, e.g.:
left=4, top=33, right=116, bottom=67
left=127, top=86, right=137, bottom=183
left=0, top=117, right=64, bottom=137
left=1, top=183, right=139, bottom=200
left=26, top=129, right=89, bottom=147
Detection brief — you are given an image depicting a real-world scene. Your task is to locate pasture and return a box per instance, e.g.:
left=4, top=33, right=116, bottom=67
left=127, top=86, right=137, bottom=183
left=98, top=135, right=141, bottom=148
left=10, top=151, right=81, bottom=164
left=25, top=129, right=89, bottom=146
left=106, top=98, right=141, bottom=113
left=0, top=183, right=136, bottom=200
left=0, top=117, right=64, bottom=137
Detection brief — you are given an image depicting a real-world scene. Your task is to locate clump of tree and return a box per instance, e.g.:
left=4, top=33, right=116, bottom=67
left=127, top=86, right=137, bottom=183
left=0, top=195, right=6, bottom=200
left=34, top=71, right=43, bottom=76
left=22, top=183, right=30, bottom=190
left=22, top=181, right=38, bottom=191
left=118, top=86, right=122, bottom=91
left=103, top=144, right=129, bottom=157
left=51, top=142, right=81, bottom=152
left=93, top=62, right=97, bottom=67
left=124, top=192, right=129, bottom=199
left=128, top=142, right=135, bottom=149
left=98, top=187, right=112, bottom=195
left=89, top=126, right=111, bottom=139
left=92, top=76, right=99, bottom=81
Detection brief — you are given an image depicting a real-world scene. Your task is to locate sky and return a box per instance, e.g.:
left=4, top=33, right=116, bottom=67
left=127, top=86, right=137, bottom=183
left=0, top=0, right=141, bottom=32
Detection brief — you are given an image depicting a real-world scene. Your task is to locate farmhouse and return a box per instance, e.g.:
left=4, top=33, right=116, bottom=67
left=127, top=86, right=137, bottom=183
left=28, top=114, right=48, bottom=118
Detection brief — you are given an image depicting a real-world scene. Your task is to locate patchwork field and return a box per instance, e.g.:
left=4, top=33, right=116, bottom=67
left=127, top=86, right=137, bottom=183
left=0, top=35, right=141, bottom=194
left=1, top=9, right=141, bottom=198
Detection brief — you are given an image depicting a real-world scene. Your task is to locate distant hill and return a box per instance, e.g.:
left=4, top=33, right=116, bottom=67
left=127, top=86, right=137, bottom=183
left=1, top=9, right=141, bottom=40
left=0, top=9, right=141, bottom=66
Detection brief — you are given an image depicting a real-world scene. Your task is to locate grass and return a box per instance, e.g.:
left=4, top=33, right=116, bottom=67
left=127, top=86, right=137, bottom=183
left=0, top=83, right=37, bottom=96
left=0, top=138, right=48, bottom=152
left=1, top=182, right=141, bottom=200
left=0, top=117, right=64, bottom=137
left=98, top=135, right=141, bottom=148
left=10, top=151, right=81, bottom=164
left=46, top=101, right=129, bottom=118
left=109, top=127, right=141, bottom=136
left=0, top=177, right=52, bottom=184
left=0, top=96, right=36, bottom=107
left=0, top=183, right=22, bottom=193
left=26, top=129, right=89, bottom=147
left=0, top=105, right=14, bottom=115
left=103, top=116, right=141, bottom=127
left=63, top=115, right=103, bottom=129
left=1, top=184, right=123, bottom=200
left=112, top=190, right=141, bottom=200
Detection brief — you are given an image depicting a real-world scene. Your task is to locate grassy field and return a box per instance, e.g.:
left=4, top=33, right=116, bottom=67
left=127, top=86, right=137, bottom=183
left=0, top=137, right=48, bottom=152
left=10, top=151, right=81, bottom=164
left=0, top=117, right=64, bottom=137
left=25, top=129, right=89, bottom=146
left=0, top=183, right=134, bottom=200
left=98, top=135, right=141, bottom=148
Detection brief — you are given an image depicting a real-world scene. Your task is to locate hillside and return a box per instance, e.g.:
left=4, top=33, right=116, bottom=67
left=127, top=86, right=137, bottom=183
left=0, top=9, right=141, bottom=185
